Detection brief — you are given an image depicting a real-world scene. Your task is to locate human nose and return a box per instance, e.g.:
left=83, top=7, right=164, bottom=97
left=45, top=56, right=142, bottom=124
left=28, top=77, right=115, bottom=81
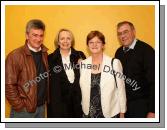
left=63, top=38, right=70, bottom=43
left=35, top=34, right=42, bottom=40
left=91, top=42, right=98, bottom=47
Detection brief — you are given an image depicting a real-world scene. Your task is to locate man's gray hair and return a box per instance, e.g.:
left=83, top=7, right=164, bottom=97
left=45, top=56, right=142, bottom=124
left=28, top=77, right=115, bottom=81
left=26, top=19, right=45, bottom=33
left=117, top=21, right=135, bottom=30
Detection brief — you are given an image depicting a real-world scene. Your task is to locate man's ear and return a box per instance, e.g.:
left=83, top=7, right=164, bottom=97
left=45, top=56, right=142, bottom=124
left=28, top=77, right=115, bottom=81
left=25, top=33, right=29, bottom=40
left=133, top=29, right=136, bottom=36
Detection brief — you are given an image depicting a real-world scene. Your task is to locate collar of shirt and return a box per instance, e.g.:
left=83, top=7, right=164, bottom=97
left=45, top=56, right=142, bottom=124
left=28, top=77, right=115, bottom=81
left=27, top=43, right=41, bottom=52
left=123, top=39, right=137, bottom=51
left=61, top=49, right=74, bottom=83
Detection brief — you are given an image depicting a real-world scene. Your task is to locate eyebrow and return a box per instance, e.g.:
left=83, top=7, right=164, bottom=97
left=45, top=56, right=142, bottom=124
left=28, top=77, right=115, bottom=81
left=117, top=29, right=129, bottom=32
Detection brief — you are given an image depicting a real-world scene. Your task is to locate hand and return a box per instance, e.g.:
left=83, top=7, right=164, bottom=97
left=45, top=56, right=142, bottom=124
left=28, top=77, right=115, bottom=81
left=120, top=113, right=125, bottom=118
left=146, top=112, right=155, bottom=118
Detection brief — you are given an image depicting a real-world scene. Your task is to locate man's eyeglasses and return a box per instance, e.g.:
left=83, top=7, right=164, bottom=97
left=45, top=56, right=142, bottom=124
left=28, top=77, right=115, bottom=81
left=117, top=30, right=130, bottom=37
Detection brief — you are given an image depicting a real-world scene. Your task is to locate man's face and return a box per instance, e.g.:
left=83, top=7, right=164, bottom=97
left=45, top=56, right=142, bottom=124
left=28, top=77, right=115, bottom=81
left=117, top=23, right=136, bottom=47
left=26, top=28, right=44, bottom=50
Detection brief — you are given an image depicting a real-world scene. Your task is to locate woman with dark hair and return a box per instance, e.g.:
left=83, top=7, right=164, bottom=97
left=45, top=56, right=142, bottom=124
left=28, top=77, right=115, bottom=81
left=47, top=29, right=86, bottom=117
left=80, top=30, right=126, bottom=118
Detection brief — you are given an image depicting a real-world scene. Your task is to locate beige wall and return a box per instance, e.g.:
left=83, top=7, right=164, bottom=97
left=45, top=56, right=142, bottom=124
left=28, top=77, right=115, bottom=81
left=5, top=5, right=155, bottom=117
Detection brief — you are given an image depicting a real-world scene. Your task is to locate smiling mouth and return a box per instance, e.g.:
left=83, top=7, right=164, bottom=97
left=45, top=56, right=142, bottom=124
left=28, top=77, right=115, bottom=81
left=62, top=44, right=69, bottom=46
left=122, top=38, right=128, bottom=42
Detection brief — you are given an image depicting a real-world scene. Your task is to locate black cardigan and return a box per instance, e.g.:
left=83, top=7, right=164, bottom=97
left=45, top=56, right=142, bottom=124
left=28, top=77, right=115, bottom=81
left=47, top=48, right=86, bottom=118
left=115, top=40, right=155, bottom=113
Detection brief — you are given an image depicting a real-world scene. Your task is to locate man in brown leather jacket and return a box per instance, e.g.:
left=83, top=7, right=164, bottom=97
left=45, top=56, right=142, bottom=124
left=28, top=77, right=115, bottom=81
left=5, top=19, right=49, bottom=118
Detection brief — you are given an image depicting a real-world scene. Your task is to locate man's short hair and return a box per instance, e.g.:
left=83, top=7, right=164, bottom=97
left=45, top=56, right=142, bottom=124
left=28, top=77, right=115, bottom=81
left=117, top=21, right=135, bottom=30
left=26, top=19, right=45, bottom=33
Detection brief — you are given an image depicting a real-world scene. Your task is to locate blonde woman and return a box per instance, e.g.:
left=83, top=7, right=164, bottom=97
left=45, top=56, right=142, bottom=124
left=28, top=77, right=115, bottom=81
left=47, top=29, right=86, bottom=117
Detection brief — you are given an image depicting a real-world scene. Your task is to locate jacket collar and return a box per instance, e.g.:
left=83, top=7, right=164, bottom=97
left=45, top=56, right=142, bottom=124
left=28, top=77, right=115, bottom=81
left=23, top=41, right=48, bottom=55
left=52, top=47, right=78, bottom=60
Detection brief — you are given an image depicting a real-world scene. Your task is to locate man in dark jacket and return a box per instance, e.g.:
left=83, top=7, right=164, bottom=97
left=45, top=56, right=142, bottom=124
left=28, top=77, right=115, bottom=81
left=5, top=19, right=49, bottom=118
left=115, top=21, right=155, bottom=118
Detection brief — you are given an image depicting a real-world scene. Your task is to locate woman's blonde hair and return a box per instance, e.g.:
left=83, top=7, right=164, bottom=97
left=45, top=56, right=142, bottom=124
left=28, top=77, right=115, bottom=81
left=54, top=28, right=75, bottom=48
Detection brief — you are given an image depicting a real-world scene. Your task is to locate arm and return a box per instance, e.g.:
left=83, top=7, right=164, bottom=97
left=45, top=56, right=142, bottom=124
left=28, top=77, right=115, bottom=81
left=113, top=59, right=127, bottom=115
left=147, top=112, right=155, bottom=118
left=143, top=47, right=155, bottom=117
left=5, top=52, right=25, bottom=112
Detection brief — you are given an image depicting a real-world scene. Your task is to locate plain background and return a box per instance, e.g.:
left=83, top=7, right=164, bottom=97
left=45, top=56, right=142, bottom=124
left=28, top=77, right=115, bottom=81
left=5, top=5, right=155, bottom=117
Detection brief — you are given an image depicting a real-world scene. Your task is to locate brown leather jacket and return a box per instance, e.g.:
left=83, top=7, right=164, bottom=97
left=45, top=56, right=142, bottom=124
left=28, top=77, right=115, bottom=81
left=5, top=43, right=49, bottom=112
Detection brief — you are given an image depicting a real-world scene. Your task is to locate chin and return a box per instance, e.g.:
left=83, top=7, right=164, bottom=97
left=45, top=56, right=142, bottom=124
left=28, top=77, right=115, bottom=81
left=35, top=46, right=41, bottom=49
left=62, top=47, right=71, bottom=50
left=34, top=44, right=42, bottom=48
left=122, top=43, right=129, bottom=46
left=91, top=51, right=101, bottom=54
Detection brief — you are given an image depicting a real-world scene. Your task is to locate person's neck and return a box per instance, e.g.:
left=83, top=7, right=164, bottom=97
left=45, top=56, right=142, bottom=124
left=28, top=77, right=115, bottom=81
left=60, top=48, right=71, bottom=57
left=91, top=52, right=103, bottom=74
left=27, top=43, right=41, bottom=52
left=92, top=52, right=103, bottom=65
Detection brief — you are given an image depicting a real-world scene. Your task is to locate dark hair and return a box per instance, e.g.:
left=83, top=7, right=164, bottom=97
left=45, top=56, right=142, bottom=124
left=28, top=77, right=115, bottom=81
left=26, top=19, right=45, bottom=33
left=86, top=30, right=105, bottom=45
left=54, top=28, right=75, bottom=48
left=117, top=21, right=135, bottom=30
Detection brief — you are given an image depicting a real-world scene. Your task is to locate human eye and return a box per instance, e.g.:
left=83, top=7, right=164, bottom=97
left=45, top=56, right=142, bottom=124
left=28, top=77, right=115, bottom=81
left=124, top=30, right=129, bottom=34
left=67, top=37, right=71, bottom=41
left=117, top=32, right=122, bottom=36
left=60, top=37, right=64, bottom=41
left=89, top=42, right=94, bottom=44
left=97, top=41, right=102, bottom=44
left=32, top=33, right=38, bottom=37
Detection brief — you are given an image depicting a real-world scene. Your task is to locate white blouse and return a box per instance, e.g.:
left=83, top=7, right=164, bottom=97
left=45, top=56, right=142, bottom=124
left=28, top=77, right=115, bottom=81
left=61, top=50, right=75, bottom=83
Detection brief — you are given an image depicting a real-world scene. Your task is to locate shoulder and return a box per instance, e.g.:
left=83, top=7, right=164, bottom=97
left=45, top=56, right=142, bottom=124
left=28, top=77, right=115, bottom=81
left=48, top=48, right=60, bottom=61
left=136, top=40, right=154, bottom=52
left=48, top=52, right=55, bottom=59
left=48, top=53, right=54, bottom=62
left=6, top=45, right=25, bottom=59
left=116, top=45, right=123, bottom=52
left=115, top=46, right=123, bottom=56
left=102, top=54, right=123, bottom=72
left=71, top=48, right=86, bottom=59
left=103, top=54, right=121, bottom=66
left=112, top=58, right=123, bottom=72
left=112, top=58, right=122, bottom=66
left=106, top=55, right=122, bottom=69
left=5, top=46, right=25, bottom=68
left=80, top=56, right=91, bottom=64
left=103, top=54, right=120, bottom=62
left=135, top=40, right=155, bottom=59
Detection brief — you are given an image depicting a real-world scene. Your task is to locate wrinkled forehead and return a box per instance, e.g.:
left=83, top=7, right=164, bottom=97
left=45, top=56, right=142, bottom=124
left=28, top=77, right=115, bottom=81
left=28, top=28, right=44, bottom=34
left=59, top=31, right=71, bottom=37
left=117, top=23, right=132, bottom=32
left=89, top=36, right=101, bottom=41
